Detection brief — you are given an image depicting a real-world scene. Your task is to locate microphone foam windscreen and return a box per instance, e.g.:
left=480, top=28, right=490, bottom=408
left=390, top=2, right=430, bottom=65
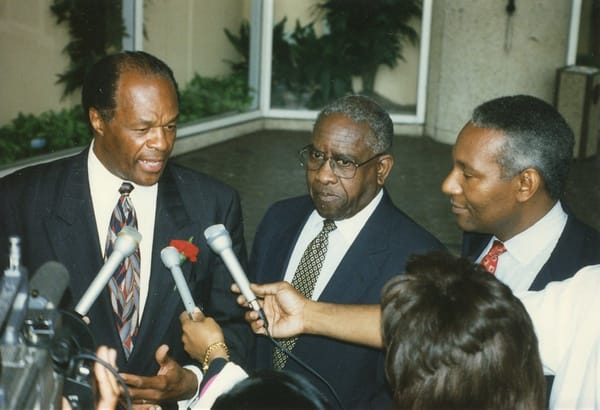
left=29, top=261, right=69, bottom=308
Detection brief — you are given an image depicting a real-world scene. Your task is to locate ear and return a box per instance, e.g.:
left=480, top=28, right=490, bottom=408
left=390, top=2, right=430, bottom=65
left=88, top=108, right=105, bottom=137
left=515, top=168, right=541, bottom=202
left=376, top=154, right=394, bottom=186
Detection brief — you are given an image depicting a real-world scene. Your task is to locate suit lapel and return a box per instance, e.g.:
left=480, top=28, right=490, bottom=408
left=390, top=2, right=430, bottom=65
left=43, top=151, right=105, bottom=301
left=320, top=193, right=393, bottom=303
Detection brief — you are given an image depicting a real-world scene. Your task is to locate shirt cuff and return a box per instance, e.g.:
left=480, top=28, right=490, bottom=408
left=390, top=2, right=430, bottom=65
left=177, top=365, right=203, bottom=410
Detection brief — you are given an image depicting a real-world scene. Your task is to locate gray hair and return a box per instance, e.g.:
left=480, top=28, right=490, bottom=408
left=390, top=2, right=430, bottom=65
left=315, top=95, right=393, bottom=154
left=471, top=95, right=574, bottom=199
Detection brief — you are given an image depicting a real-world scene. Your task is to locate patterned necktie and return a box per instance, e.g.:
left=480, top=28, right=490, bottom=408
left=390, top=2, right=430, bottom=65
left=480, top=240, right=506, bottom=274
left=272, top=219, right=337, bottom=370
left=105, top=182, right=140, bottom=359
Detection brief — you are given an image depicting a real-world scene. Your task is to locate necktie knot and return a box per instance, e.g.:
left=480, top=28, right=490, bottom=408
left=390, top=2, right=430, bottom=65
left=119, top=182, right=134, bottom=195
left=322, top=219, right=337, bottom=234
left=480, top=240, right=506, bottom=274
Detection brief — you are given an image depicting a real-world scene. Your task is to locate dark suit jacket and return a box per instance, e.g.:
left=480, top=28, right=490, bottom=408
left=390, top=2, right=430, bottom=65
left=249, top=191, right=446, bottom=409
left=461, top=212, right=600, bottom=291
left=0, top=148, right=251, bottom=377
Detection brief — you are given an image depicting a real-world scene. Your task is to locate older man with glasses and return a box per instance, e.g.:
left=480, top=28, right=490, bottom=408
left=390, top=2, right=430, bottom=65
left=247, top=95, right=445, bottom=409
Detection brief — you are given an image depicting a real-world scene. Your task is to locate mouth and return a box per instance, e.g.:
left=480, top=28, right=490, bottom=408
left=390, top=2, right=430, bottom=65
left=138, top=158, right=165, bottom=173
left=315, top=191, right=340, bottom=203
left=450, top=201, right=468, bottom=215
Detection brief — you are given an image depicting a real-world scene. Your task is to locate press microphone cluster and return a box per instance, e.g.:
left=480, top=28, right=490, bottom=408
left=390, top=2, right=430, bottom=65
left=74, top=226, right=142, bottom=316
left=203, top=224, right=268, bottom=328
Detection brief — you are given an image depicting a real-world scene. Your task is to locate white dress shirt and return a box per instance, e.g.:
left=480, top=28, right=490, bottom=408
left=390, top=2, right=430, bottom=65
left=518, top=264, right=600, bottom=409
left=477, top=201, right=568, bottom=292
left=87, top=142, right=157, bottom=318
left=282, top=190, right=383, bottom=300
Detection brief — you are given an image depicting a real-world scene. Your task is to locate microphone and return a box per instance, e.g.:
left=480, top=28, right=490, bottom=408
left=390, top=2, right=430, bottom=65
left=28, top=261, right=70, bottom=310
left=74, top=226, right=142, bottom=316
left=160, top=246, right=197, bottom=316
left=203, top=224, right=268, bottom=327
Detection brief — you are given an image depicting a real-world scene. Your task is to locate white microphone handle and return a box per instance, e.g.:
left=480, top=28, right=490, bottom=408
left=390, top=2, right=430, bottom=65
left=219, top=247, right=260, bottom=312
left=170, top=264, right=196, bottom=315
left=74, top=250, right=125, bottom=316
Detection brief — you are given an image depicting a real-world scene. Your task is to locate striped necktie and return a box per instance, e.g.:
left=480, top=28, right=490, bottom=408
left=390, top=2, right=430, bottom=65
left=105, top=182, right=140, bottom=359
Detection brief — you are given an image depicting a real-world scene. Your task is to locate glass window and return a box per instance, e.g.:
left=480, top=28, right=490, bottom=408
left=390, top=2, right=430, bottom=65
left=143, top=0, right=259, bottom=126
left=269, top=0, right=424, bottom=118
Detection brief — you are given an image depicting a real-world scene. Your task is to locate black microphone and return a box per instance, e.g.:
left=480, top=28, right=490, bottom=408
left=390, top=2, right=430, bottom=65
left=28, top=261, right=70, bottom=310
left=203, top=224, right=268, bottom=328
left=74, top=226, right=142, bottom=316
left=23, top=261, right=70, bottom=346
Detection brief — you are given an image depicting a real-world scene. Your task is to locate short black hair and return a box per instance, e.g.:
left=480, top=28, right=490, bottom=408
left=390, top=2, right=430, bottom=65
left=212, top=369, right=333, bottom=409
left=471, top=94, right=574, bottom=199
left=81, top=51, right=179, bottom=128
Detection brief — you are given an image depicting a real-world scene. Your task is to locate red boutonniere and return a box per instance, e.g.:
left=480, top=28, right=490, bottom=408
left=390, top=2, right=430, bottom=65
left=169, top=237, right=199, bottom=263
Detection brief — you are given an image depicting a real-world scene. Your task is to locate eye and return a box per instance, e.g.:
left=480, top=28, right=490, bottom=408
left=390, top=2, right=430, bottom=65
left=334, top=158, right=354, bottom=168
left=310, top=150, right=325, bottom=160
left=165, top=124, right=177, bottom=132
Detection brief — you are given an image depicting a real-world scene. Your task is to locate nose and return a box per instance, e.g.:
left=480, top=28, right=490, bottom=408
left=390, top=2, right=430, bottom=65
left=441, top=168, right=461, bottom=196
left=313, top=158, right=338, bottom=184
left=146, top=126, right=169, bottom=151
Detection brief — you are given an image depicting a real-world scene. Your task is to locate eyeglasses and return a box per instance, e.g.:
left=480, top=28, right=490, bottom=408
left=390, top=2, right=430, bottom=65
left=298, top=145, right=385, bottom=179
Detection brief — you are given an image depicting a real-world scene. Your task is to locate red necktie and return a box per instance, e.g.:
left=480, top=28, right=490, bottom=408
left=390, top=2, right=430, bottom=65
left=480, top=240, right=506, bottom=274
left=105, top=182, right=140, bottom=359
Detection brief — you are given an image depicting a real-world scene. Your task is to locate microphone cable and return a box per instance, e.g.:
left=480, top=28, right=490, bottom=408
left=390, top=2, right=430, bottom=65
left=263, top=325, right=345, bottom=410
left=76, top=351, right=133, bottom=410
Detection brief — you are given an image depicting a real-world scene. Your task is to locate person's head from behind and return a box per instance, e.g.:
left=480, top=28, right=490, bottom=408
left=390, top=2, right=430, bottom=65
left=82, top=51, right=180, bottom=186
left=212, top=369, right=333, bottom=410
left=442, top=94, right=574, bottom=240
left=300, top=95, right=395, bottom=221
left=381, top=251, right=545, bottom=410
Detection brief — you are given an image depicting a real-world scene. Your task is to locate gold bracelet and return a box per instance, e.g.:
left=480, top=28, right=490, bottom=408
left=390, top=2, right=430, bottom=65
left=202, top=341, right=229, bottom=372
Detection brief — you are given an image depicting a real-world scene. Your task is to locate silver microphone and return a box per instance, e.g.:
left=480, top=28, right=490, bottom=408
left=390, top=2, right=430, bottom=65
left=204, top=224, right=268, bottom=327
left=74, top=226, right=142, bottom=316
left=160, top=246, right=196, bottom=316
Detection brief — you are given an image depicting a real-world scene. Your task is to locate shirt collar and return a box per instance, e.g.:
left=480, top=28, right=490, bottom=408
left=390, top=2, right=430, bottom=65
left=308, top=189, right=384, bottom=242
left=500, top=201, right=568, bottom=264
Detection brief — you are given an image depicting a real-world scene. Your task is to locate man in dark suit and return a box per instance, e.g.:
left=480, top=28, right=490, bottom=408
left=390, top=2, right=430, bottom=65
left=249, top=95, right=445, bottom=409
left=442, top=94, right=600, bottom=291
left=0, top=51, right=250, bottom=406
left=441, top=94, right=600, bottom=404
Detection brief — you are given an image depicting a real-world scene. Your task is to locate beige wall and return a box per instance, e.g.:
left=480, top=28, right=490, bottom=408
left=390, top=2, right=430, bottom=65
left=0, top=0, right=77, bottom=124
left=143, top=0, right=251, bottom=87
left=426, top=0, right=573, bottom=143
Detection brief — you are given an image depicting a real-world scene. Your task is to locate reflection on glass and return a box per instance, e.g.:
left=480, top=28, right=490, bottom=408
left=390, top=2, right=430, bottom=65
left=271, top=0, right=422, bottom=114
left=143, top=0, right=256, bottom=125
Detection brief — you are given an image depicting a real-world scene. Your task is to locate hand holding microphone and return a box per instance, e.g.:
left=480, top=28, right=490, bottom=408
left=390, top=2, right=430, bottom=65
left=204, top=224, right=269, bottom=328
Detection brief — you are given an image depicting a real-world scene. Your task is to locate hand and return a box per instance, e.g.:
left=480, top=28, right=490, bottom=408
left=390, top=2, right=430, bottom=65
left=233, top=281, right=308, bottom=338
left=180, top=308, right=226, bottom=361
left=120, top=345, right=198, bottom=406
left=94, top=345, right=120, bottom=410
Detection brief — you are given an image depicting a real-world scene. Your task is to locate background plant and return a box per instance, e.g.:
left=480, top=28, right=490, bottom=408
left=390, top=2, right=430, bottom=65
left=50, top=0, right=125, bottom=98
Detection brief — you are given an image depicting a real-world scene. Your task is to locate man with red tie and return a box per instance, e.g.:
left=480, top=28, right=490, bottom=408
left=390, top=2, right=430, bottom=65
left=441, top=94, right=600, bottom=405
left=441, top=94, right=600, bottom=292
